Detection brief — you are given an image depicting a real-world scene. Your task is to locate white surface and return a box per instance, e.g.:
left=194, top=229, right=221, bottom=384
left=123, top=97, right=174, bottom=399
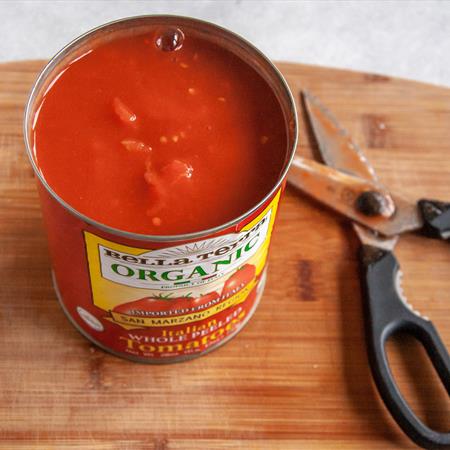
left=1, top=0, right=450, bottom=87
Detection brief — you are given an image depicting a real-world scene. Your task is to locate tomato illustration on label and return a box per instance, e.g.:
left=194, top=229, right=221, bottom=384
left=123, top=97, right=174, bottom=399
left=221, top=264, right=256, bottom=299
left=110, top=264, right=257, bottom=327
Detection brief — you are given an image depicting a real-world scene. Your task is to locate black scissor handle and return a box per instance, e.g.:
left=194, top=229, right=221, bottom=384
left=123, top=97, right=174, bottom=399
left=419, top=199, right=450, bottom=240
left=360, top=246, right=450, bottom=449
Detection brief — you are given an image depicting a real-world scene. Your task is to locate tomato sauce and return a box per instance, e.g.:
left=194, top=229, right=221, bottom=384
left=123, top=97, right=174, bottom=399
left=32, top=27, right=287, bottom=235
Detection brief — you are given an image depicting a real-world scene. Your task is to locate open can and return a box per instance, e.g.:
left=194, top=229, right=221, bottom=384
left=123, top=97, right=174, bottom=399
left=24, top=16, right=298, bottom=363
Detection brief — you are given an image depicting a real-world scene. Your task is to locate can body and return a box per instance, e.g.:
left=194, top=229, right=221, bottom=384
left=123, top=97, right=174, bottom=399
left=24, top=16, right=297, bottom=363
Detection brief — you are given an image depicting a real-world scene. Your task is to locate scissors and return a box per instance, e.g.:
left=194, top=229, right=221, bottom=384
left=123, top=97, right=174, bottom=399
left=288, top=90, right=450, bottom=449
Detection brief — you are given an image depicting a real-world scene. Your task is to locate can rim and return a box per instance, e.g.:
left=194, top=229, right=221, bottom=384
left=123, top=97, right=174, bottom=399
left=23, top=14, right=298, bottom=243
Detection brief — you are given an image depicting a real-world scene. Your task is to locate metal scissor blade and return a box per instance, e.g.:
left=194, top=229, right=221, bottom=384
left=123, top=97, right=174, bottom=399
left=303, top=90, right=379, bottom=184
left=287, top=157, right=424, bottom=236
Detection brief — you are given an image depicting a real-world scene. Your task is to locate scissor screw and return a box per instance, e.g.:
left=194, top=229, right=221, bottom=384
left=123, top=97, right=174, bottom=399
left=356, top=191, right=392, bottom=217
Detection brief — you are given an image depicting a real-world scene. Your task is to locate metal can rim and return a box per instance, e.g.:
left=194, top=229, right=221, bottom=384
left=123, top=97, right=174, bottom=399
left=23, top=14, right=298, bottom=243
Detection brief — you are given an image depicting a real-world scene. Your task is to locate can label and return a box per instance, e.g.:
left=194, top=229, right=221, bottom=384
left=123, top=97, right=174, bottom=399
left=80, top=191, right=280, bottom=359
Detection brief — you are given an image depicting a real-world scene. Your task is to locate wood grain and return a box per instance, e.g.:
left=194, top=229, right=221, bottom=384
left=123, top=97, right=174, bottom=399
left=0, top=60, right=449, bottom=449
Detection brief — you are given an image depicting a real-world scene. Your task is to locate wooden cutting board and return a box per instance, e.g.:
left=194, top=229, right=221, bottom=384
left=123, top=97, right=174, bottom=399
left=0, top=60, right=449, bottom=450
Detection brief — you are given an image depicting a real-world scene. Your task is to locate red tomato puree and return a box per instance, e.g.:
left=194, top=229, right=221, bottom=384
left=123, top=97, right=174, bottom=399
left=32, top=27, right=287, bottom=235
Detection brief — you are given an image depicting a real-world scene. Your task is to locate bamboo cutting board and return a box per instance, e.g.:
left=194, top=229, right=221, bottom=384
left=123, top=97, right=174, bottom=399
left=0, top=60, right=449, bottom=450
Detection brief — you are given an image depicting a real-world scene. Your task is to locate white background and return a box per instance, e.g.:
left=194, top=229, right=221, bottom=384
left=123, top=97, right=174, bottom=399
left=1, top=0, right=449, bottom=87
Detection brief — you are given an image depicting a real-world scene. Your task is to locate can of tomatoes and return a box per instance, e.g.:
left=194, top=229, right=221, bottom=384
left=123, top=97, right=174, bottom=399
left=24, top=16, right=298, bottom=363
